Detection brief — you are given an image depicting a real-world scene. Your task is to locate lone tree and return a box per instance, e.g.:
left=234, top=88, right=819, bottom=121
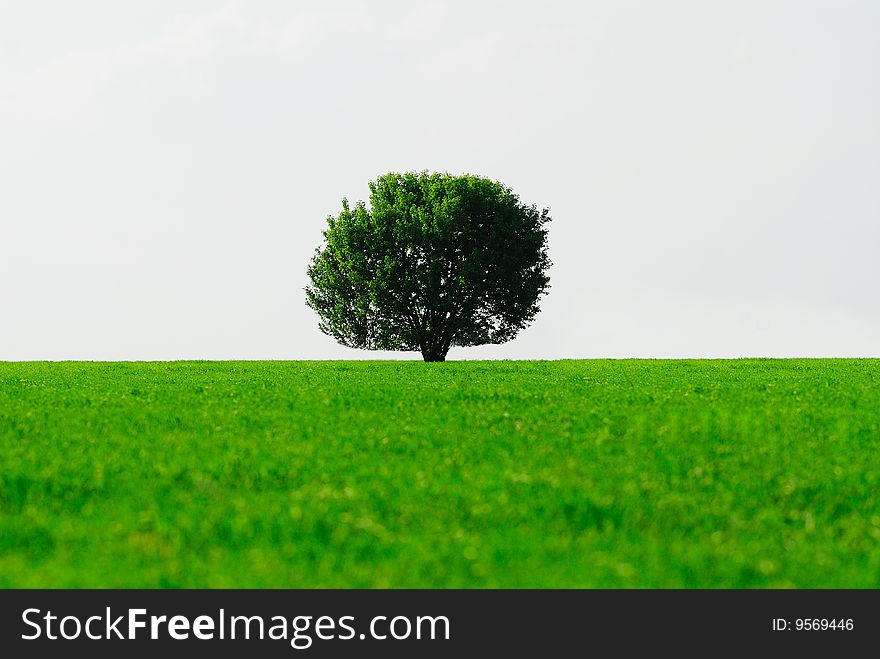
left=305, top=171, right=551, bottom=362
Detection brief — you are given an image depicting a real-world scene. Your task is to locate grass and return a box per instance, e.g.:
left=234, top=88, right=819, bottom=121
left=1, top=359, right=879, bottom=588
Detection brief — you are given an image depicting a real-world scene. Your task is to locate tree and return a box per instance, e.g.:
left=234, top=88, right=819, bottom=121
left=305, top=171, right=551, bottom=362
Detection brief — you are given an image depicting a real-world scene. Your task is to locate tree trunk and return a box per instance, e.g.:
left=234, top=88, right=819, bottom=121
left=420, top=329, right=453, bottom=362
left=421, top=348, right=447, bottom=362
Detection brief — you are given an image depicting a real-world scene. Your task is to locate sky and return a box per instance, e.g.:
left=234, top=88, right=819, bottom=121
left=1, top=0, right=878, bottom=360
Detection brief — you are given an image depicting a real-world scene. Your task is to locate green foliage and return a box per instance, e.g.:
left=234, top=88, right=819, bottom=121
left=305, top=172, right=551, bottom=361
left=1, top=360, right=879, bottom=588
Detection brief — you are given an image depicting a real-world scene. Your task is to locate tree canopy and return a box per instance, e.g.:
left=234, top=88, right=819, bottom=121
left=305, top=172, right=551, bottom=362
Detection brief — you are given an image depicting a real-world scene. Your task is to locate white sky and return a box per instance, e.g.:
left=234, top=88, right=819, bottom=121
left=1, top=0, right=878, bottom=360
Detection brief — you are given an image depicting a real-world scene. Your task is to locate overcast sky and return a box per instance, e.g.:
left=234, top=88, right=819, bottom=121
left=1, top=1, right=878, bottom=360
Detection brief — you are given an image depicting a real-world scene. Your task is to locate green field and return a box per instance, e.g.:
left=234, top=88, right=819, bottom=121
left=1, top=359, right=879, bottom=588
